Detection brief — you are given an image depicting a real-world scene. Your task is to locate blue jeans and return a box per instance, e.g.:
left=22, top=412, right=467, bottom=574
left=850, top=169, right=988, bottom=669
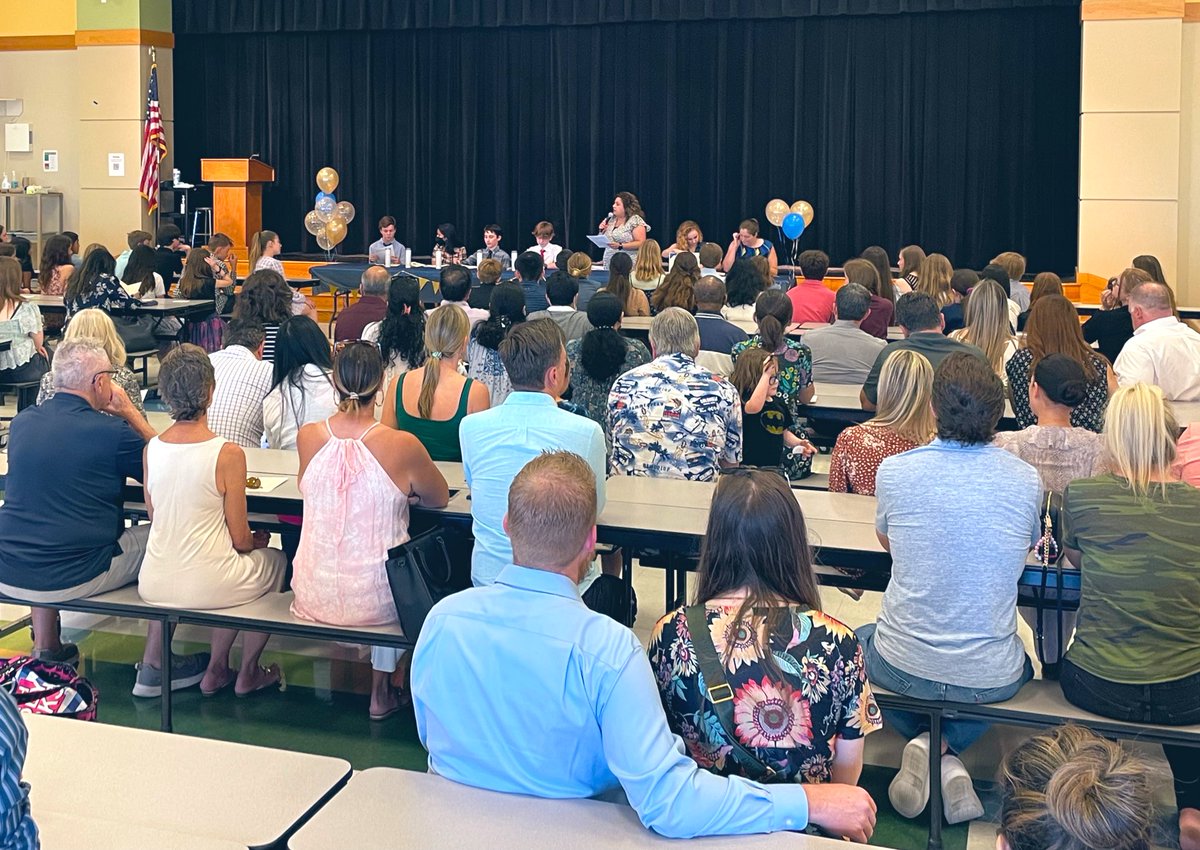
left=858, top=623, right=1033, bottom=754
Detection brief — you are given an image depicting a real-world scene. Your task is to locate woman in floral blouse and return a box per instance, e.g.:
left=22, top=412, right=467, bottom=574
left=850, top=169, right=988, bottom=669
left=63, top=246, right=140, bottom=320
left=648, top=469, right=881, bottom=784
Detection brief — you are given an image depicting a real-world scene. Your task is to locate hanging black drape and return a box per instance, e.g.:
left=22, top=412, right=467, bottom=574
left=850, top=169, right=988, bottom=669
left=173, top=5, right=1081, bottom=272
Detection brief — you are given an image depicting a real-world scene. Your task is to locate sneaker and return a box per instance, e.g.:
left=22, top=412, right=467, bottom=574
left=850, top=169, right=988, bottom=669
left=941, top=754, right=984, bottom=824
left=32, top=643, right=80, bottom=667
left=132, top=652, right=211, bottom=698
left=888, top=732, right=931, bottom=818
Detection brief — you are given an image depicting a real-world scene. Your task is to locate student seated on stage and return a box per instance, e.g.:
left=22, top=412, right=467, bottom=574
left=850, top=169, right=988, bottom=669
left=466, top=284, right=526, bottom=406
left=998, top=725, right=1156, bottom=850
left=383, top=304, right=489, bottom=462
left=526, top=220, right=562, bottom=269
left=786, top=250, right=835, bottom=324
left=729, top=348, right=816, bottom=471
left=466, top=223, right=511, bottom=271
left=138, top=344, right=288, bottom=698
left=263, top=315, right=338, bottom=450
left=650, top=468, right=879, bottom=783
left=803, top=281, right=887, bottom=385
left=528, top=273, right=593, bottom=342
left=0, top=339, right=212, bottom=695
left=609, top=308, right=742, bottom=481
left=829, top=349, right=934, bottom=496
left=333, top=265, right=390, bottom=343
left=1059, top=384, right=1200, bottom=850
left=858, top=352, right=1039, bottom=826
left=435, top=264, right=489, bottom=327
left=293, top=342, right=449, bottom=720
left=412, top=452, right=878, bottom=841
left=468, top=257, right=502, bottom=311
left=367, top=215, right=407, bottom=266
left=207, top=320, right=273, bottom=449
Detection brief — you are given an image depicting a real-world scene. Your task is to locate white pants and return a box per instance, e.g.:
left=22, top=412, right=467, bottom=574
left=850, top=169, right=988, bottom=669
left=371, top=646, right=408, bottom=673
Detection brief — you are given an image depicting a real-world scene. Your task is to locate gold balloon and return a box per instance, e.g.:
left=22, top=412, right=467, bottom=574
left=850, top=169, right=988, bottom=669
left=315, top=166, right=340, bottom=194
left=791, top=200, right=815, bottom=226
left=765, top=199, right=790, bottom=227
left=325, top=215, right=347, bottom=245
left=304, top=210, right=323, bottom=235
left=316, top=231, right=334, bottom=251
left=334, top=201, right=355, bottom=224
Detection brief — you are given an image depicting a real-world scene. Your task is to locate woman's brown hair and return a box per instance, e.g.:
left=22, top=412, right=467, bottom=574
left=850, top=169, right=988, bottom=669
left=843, top=258, right=881, bottom=295
left=605, top=252, right=637, bottom=314
left=0, top=256, right=24, bottom=310
left=861, top=246, right=897, bottom=304
left=693, top=469, right=823, bottom=677
left=753, top=289, right=792, bottom=354
left=1022, top=295, right=1100, bottom=381
left=247, top=230, right=278, bottom=270
left=615, top=191, right=643, bottom=220
left=178, top=247, right=214, bottom=298
left=652, top=251, right=700, bottom=314
left=333, top=341, right=385, bottom=413
left=1028, top=272, right=1063, bottom=308
left=900, top=245, right=925, bottom=278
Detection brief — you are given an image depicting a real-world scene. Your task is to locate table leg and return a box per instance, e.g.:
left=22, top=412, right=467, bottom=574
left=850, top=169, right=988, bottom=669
left=927, top=710, right=944, bottom=850
left=160, top=617, right=173, bottom=733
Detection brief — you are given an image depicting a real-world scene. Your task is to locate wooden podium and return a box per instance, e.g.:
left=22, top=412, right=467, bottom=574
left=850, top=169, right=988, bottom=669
left=199, top=158, right=276, bottom=249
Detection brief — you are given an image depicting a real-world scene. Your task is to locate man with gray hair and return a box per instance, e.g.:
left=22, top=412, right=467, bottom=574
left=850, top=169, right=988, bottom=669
left=333, top=264, right=391, bottom=342
left=803, top=282, right=888, bottom=385
left=0, top=339, right=209, bottom=694
left=608, top=307, right=742, bottom=480
left=1114, top=280, right=1200, bottom=400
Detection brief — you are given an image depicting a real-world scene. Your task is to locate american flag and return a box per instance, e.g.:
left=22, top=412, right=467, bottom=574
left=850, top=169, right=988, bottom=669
left=138, top=63, right=167, bottom=212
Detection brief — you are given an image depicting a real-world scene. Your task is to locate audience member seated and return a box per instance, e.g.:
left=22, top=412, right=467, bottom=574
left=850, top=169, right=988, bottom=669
left=138, top=345, right=288, bottom=697
left=232, top=269, right=293, bottom=362
left=529, top=273, right=593, bottom=341
left=565, top=251, right=601, bottom=311
left=730, top=348, right=816, bottom=471
left=650, top=251, right=700, bottom=315
left=722, top=258, right=764, bottom=323
left=861, top=292, right=986, bottom=411
left=896, top=245, right=924, bottom=293
left=599, top=252, right=649, bottom=317
left=722, top=218, right=778, bottom=277
left=804, top=282, right=887, bottom=385
left=1083, top=267, right=1145, bottom=364
left=460, top=320, right=628, bottom=619
left=650, top=468, right=879, bottom=783
left=526, top=220, right=562, bottom=268
left=293, top=342, right=449, bottom=720
left=992, top=251, right=1030, bottom=311
left=0, top=257, right=49, bottom=384
left=699, top=242, right=725, bottom=279
left=980, top=264, right=1022, bottom=331
left=63, top=245, right=138, bottom=321
left=1007, top=295, right=1115, bottom=432
left=412, top=451, right=877, bottom=841
left=364, top=276, right=426, bottom=385
left=842, top=257, right=892, bottom=340
left=631, top=240, right=664, bottom=292
left=208, top=320, right=273, bottom=448
left=1114, top=281, right=1200, bottom=401
left=114, top=229, right=152, bottom=279
left=468, top=257, right=502, bottom=311
left=511, top=249, right=548, bottom=314
left=1016, top=271, right=1063, bottom=332
left=177, top=247, right=228, bottom=353
left=207, top=233, right=237, bottom=290
left=787, top=250, right=835, bottom=324
left=0, top=339, right=207, bottom=692
left=249, top=229, right=315, bottom=319
left=940, top=268, right=978, bottom=335
left=263, top=315, right=337, bottom=450
left=431, top=264, right=486, bottom=327
left=1177, top=423, right=1200, bottom=486
left=333, top=265, right=390, bottom=342
left=610, top=308, right=742, bottom=481
left=950, top=279, right=1016, bottom=381
left=0, top=689, right=37, bottom=847
left=999, top=725, right=1156, bottom=850
left=11, top=236, right=33, bottom=292
left=1059, top=383, right=1200, bottom=850
left=383, top=304, right=489, bottom=461
left=565, top=293, right=651, bottom=447
left=860, top=247, right=898, bottom=319
left=152, top=224, right=189, bottom=285
left=37, top=309, right=147, bottom=419
left=693, top=276, right=747, bottom=377
left=367, top=215, right=407, bottom=266
left=120, top=244, right=165, bottom=299
left=830, top=350, right=934, bottom=495
left=914, top=253, right=954, bottom=310
left=466, top=284, right=526, bottom=406
left=858, top=352, right=1039, bottom=825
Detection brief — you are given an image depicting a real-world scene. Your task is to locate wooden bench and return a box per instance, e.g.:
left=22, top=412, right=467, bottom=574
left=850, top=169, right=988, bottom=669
left=125, top=349, right=158, bottom=388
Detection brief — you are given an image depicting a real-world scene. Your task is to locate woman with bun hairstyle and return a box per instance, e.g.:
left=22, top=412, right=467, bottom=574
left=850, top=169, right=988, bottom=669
left=1007, top=295, right=1116, bottom=432
left=998, top=725, right=1156, bottom=850
left=722, top=218, right=778, bottom=277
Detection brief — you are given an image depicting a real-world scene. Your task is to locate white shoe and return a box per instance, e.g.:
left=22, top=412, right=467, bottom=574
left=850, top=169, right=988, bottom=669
left=941, top=754, right=984, bottom=824
left=888, top=733, right=931, bottom=818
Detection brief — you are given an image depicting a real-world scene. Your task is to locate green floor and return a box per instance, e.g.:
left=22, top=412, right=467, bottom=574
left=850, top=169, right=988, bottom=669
left=8, top=624, right=968, bottom=850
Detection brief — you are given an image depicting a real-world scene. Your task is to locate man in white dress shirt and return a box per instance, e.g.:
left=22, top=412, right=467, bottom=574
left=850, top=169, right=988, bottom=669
left=1114, top=281, right=1200, bottom=401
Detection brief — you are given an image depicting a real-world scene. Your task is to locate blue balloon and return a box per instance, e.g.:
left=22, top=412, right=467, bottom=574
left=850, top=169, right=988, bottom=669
left=781, top=212, right=805, bottom=239
left=316, top=191, right=336, bottom=204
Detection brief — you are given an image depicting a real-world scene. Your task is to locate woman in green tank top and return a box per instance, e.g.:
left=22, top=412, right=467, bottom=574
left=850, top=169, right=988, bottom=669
left=381, top=304, right=490, bottom=461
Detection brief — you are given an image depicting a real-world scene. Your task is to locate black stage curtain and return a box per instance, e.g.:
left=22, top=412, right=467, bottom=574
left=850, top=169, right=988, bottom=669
left=173, top=7, right=1080, bottom=272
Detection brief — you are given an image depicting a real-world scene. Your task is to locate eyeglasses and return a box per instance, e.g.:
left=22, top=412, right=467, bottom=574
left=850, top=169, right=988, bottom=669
left=90, top=369, right=118, bottom=383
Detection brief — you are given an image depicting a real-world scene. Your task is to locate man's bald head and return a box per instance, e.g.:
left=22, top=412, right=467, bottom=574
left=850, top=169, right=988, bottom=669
left=1127, top=280, right=1175, bottom=329
left=360, top=265, right=391, bottom=296
left=694, top=276, right=728, bottom=312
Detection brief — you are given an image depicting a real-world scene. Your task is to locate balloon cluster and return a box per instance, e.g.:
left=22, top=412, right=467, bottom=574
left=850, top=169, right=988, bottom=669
left=303, top=167, right=356, bottom=253
left=765, top=198, right=814, bottom=239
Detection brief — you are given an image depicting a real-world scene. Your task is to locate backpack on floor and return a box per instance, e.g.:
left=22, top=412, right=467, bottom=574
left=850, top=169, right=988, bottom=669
left=0, top=656, right=98, bottom=721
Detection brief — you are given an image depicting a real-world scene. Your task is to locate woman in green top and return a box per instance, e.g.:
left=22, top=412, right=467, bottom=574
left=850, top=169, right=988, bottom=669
left=382, top=304, right=490, bottom=462
left=1060, top=383, right=1200, bottom=850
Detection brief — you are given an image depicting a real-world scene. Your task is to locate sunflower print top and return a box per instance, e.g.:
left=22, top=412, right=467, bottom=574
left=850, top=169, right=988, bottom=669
left=647, top=605, right=881, bottom=783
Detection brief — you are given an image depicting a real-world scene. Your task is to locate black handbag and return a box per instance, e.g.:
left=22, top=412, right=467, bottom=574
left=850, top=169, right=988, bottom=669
left=384, top=525, right=471, bottom=640
left=113, top=314, right=159, bottom=352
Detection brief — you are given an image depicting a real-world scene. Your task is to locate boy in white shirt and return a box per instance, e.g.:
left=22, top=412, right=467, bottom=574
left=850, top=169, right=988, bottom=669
left=526, top=220, right=563, bottom=269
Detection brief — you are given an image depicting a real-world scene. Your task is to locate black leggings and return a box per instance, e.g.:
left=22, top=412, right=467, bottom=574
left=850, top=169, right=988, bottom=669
left=1062, top=660, right=1200, bottom=811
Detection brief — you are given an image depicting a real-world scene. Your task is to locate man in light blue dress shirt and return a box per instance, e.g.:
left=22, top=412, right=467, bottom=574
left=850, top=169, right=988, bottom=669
left=412, top=451, right=877, bottom=840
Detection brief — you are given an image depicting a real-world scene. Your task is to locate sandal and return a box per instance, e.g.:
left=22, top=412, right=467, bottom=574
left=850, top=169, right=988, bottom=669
left=200, top=668, right=237, bottom=698
left=234, top=663, right=283, bottom=698
left=369, top=687, right=412, bottom=722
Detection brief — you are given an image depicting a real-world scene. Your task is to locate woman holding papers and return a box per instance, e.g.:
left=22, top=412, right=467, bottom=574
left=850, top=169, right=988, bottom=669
left=597, top=191, right=650, bottom=268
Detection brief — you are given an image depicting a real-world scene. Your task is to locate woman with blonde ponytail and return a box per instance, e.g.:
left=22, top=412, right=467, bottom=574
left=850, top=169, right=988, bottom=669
left=382, top=304, right=489, bottom=461
left=293, top=341, right=450, bottom=720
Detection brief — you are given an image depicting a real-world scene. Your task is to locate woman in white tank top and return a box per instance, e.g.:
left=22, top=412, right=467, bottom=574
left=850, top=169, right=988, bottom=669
left=140, top=344, right=289, bottom=697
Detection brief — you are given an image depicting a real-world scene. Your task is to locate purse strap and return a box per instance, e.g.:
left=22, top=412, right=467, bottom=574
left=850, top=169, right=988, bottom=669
left=683, top=605, right=778, bottom=782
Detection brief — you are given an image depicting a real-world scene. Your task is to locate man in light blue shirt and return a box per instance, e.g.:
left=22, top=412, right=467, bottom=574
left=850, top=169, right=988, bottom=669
left=412, top=451, right=876, bottom=840
left=368, top=215, right=407, bottom=266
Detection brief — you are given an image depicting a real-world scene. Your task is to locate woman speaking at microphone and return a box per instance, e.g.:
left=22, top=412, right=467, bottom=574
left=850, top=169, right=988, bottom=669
left=598, top=191, right=650, bottom=269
